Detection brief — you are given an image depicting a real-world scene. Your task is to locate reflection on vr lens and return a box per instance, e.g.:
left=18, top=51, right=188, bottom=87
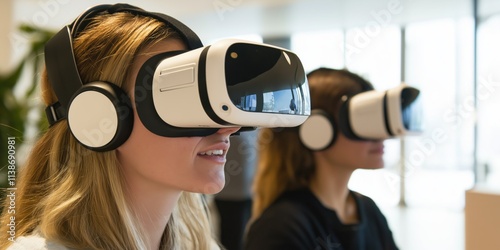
left=226, top=43, right=309, bottom=116
left=401, top=88, right=422, bottom=131
left=236, top=90, right=301, bottom=115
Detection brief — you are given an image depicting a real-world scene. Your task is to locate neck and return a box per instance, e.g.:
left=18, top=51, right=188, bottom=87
left=125, top=179, right=181, bottom=250
left=309, top=153, right=358, bottom=224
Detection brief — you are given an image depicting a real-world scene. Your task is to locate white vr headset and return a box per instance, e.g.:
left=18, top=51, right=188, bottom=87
left=44, top=4, right=310, bottom=151
left=135, top=39, right=311, bottom=138
left=344, top=83, right=421, bottom=139
left=300, top=83, right=421, bottom=151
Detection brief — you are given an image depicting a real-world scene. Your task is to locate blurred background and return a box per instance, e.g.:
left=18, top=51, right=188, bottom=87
left=1, top=0, right=499, bottom=249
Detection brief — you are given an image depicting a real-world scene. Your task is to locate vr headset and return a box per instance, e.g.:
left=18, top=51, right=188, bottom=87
left=344, top=83, right=421, bottom=139
left=44, top=4, right=310, bottom=151
left=135, top=39, right=310, bottom=138
left=299, top=83, right=421, bottom=151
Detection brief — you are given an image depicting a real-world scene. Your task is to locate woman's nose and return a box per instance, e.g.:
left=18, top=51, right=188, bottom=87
left=217, top=127, right=241, bottom=136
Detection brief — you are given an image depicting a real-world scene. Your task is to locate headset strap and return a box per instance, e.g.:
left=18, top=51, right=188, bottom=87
left=45, top=26, right=82, bottom=119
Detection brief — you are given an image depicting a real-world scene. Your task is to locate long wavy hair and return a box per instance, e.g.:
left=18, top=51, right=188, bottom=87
left=0, top=12, right=214, bottom=250
left=251, top=68, right=374, bottom=220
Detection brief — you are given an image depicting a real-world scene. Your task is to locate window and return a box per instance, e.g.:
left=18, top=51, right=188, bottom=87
left=404, top=18, right=475, bottom=209
left=291, top=30, right=344, bottom=73
left=477, top=15, right=500, bottom=187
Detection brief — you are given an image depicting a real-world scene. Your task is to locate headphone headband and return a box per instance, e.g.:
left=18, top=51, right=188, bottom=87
left=70, top=4, right=203, bottom=49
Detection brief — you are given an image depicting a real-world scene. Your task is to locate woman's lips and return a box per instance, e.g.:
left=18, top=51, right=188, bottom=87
left=197, top=153, right=227, bottom=163
left=198, top=143, right=229, bottom=163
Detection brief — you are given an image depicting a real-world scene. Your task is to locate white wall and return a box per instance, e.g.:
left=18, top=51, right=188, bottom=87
left=0, top=0, right=14, bottom=73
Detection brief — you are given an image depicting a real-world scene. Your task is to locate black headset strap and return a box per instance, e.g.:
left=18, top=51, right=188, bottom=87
left=44, top=3, right=203, bottom=126
left=45, top=26, right=81, bottom=121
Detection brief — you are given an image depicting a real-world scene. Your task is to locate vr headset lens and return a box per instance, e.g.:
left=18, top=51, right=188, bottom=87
left=401, top=87, right=422, bottom=131
left=225, top=43, right=309, bottom=115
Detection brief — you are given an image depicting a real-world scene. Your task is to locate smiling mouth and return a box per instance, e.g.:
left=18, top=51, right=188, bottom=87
left=198, top=149, right=224, bottom=156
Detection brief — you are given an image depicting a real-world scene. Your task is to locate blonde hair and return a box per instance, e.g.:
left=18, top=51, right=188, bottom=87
left=251, top=68, right=373, bottom=220
left=0, top=12, right=214, bottom=250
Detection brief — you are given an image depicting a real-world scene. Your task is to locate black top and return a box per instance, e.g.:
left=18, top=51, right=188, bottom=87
left=244, top=188, right=399, bottom=250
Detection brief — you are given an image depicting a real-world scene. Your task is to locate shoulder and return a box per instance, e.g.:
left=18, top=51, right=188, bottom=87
left=253, top=188, right=321, bottom=226
left=245, top=189, right=333, bottom=250
left=7, top=234, right=70, bottom=250
left=351, top=191, right=383, bottom=214
left=352, top=191, right=390, bottom=223
left=351, top=191, right=399, bottom=249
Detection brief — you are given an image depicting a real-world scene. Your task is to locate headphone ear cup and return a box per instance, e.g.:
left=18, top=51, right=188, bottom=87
left=67, top=82, right=133, bottom=151
left=299, top=109, right=336, bottom=151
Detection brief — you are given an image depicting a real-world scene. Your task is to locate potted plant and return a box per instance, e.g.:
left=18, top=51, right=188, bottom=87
left=0, top=24, right=54, bottom=202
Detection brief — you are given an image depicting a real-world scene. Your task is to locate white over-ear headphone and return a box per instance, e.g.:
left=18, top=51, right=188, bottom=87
left=298, top=69, right=374, bottom=151
left=299, top=109, right=337, bottom=151
left=44, top=4, right=204, bottom=151
left=65, top=82, right=133, bottom=151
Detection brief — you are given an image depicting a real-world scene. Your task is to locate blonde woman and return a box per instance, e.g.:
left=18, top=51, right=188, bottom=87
left=245, top=68, right=399, bottom=250
left=0, top=4, right=239, bottom=250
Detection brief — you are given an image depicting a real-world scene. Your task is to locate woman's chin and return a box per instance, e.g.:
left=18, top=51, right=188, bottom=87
left=198, top=173, right=225, bottom=194
left=200, top=181, right=225, bottom=194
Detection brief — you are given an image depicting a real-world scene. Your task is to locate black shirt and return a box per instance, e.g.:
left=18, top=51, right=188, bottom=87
left=244, top=188, right=399, bottom=250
